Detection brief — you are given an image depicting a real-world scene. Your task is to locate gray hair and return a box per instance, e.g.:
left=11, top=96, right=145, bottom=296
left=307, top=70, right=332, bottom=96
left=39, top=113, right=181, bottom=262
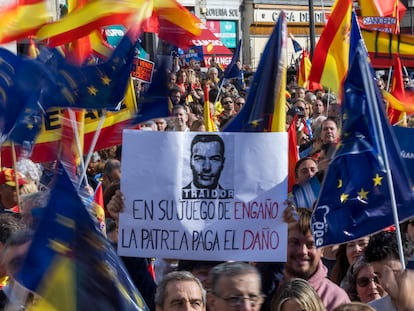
left=21, top=190, right=50, bottom=210
left=155, top=271, right=206, bottom=308
left=209, top=261, right=261, bottom=294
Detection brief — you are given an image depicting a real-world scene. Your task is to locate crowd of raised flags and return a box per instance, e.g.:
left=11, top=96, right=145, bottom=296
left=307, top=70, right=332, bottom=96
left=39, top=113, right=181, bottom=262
left=0, top=0, right=413, bottom=309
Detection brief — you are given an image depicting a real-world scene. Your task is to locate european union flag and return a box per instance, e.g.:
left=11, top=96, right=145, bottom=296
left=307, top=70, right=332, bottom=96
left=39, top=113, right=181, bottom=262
left=223, top=13, right=286, bottom=132
left=131, top=61, right=170, bottom=125
left=17, top=164, right=149, bottom=311
left=0, top=48, right=50, bottom=144
left=311, top=42, right=414, bottom=248
left=40, top=32, right=137, bottom=111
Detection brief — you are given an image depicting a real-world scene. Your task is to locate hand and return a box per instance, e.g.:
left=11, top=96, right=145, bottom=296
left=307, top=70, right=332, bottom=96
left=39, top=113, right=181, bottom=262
left=282, top=200, right=299, bottom=224
left=107, top=190, right=125, bottom=224
left=381, top=265, right=414, bottom=311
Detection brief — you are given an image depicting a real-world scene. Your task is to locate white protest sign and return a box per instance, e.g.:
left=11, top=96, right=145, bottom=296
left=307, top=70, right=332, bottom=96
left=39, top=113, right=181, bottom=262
left=118, top=131, right=288, bottom=262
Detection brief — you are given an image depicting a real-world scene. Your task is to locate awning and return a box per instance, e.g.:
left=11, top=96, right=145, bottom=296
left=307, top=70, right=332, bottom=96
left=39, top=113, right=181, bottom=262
left=187, top=24, right=233, bottom=67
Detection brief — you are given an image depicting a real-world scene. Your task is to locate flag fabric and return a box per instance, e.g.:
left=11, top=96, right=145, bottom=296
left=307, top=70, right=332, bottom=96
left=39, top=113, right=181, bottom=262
left=0, top=0, right=52, bottom=43
left=203, top=85, right=217, bottom=132
left=308, top=0, right=353, bottom=95
left=289, top=33, right=303, bottom=53
left=297, top=50, right=311, bottom=88
left=292, top=175, right=321, bottom=209
left=93, top=182, right=106, bottom=233
left=28, top=37, right=40, bottom=59
left=311, top=42, right=414, bottom=248
left=142, top=0, right=202, bottom=49
left=383, top=89, right=414, bottom=115
left=17, top=165, right=149, bottom=311
left=40, top=32, right=138, bottom=111
left=349, top=11, right=363, bottom=66
left=223, top=12, right=287, bottom=132
left=131, top=63, right=171, bottom=126
left=0, top=48, right=52, bottom=144
left=35, top=0, right=152, bottom=47
left=287, top=116, right=299, bottom=192
left=222, top=39, right=242, bottom=80
left=59, top=112, right=83, bottom=178
left=387, top=54, right=405, bottom=124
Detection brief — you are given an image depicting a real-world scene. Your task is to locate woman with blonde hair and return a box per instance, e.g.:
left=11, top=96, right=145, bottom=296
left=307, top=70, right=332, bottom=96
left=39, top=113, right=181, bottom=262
left=271, top=278, right=327, bottom=311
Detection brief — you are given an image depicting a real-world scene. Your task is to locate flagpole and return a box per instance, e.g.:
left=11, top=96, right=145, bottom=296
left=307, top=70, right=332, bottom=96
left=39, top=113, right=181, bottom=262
left=308, top=0, right=315, bottom=59
left=78, top=109, right=107, bottom=189
left=359, top=50, right=406, bottom=270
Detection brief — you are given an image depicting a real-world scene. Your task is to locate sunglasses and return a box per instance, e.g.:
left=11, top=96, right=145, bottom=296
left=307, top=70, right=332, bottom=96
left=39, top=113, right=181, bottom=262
left=222, top=101, right=233, bottom=105
left=235, top=102, right=245, bottom=106
left=357, top=276, right=380, bottom=287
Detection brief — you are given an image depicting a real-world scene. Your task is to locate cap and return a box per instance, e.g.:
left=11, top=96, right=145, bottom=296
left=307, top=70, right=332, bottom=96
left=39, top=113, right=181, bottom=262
left=0, top=168, right=27, bottom=187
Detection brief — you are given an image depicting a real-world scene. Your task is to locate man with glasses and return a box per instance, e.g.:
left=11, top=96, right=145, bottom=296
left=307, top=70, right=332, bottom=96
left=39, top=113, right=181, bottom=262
left=207, top=261, right=264, bottom=311
left=217, top=93, right=236, bottom=129
left=234, top=97, right=245, bottom=113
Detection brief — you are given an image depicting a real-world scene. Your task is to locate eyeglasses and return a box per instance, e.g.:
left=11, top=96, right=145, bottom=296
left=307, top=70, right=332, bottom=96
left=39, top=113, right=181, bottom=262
left=357, top=276, right=380, bottom=287
left=214, top=293, right=264, bottom=308
left=222, top=101, right=233, bottom=105
left=235, top=102, right=245, bottom=106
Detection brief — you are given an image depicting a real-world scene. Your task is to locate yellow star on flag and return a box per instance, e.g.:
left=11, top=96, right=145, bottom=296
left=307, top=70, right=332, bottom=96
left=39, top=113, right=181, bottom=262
left=337, top=179, right=343, bottom=188
left=101, top=75, right=111, bottom=85
left=373, top=174, right=383, bottom=186
left=87, top=86, right=98, bottom=96
left=340, top=193, right=349, bottom=203
left=358, top=188, right=369, bottom=200
left=48, top=239, right=71, bottom=255
left=251, top=120, right=260, bottom=127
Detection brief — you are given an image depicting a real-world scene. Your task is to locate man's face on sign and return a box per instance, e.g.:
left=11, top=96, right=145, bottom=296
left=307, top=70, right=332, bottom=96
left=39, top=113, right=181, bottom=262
left=190, top=141, right=224, bottom=189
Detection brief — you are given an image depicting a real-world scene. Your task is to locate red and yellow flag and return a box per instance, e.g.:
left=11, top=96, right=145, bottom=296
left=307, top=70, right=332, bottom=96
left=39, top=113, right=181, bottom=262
left=35, top=0, right=152, bottom=47
left=0, top=0, right=52, bottom=43
left=203, top=85, right=217, bottom=132
left=287, top=116, right=299, bottom=193
left=308, top=0, right=352, bottom=96
left=297, top=50, right=311, bottom=88
left=387, top=54, right=405, bottom=124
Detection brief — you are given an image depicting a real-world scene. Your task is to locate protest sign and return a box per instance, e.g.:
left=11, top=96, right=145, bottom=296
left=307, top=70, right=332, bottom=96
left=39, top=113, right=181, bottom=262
left=131, top=58, right=154, bottom=83
left=118, top=131, right=288, bottom=262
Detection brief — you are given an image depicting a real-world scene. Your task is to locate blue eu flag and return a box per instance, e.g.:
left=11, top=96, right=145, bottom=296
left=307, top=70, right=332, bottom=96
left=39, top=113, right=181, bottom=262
left=17, top=164, right=149, bottom=311
left=311, top=42, right=414, bottom=247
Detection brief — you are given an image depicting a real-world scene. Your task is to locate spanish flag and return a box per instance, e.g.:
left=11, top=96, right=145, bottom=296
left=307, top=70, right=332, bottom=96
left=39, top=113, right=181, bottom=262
left=297, top=50, right=311, bottom=89
left=0, top=0, right=52, bottom=43
left=203, top=85, right=217, bottom=132
left=308, top=0, right=352, bottom=96
left=387, top=54, right=405, bottom=125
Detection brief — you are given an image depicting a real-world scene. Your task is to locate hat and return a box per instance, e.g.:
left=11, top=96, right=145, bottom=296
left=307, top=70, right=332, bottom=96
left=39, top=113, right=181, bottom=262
left=0, top=168, right=27, bottom=187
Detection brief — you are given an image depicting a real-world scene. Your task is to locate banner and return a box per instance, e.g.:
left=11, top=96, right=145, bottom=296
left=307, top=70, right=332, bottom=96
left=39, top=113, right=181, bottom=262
left=118, top=131, right=288, bottom=262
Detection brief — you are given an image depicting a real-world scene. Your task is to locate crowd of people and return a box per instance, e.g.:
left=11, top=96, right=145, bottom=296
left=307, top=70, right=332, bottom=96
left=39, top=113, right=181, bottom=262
left=0, top=57, right=414, bottom=311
